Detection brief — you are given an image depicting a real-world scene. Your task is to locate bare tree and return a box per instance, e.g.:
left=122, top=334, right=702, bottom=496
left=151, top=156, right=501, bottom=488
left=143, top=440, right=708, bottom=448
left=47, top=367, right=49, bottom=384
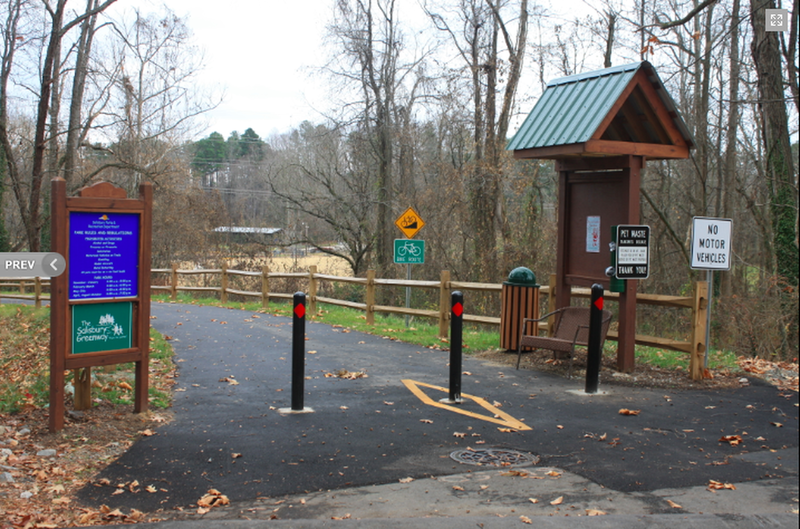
left=749, top=0, right=798, bottom=287
left=425, top=0, right=528, bottom=281
left=266, top=122, right=378, bottom=276
left=0, top=0, right=118, bottom=251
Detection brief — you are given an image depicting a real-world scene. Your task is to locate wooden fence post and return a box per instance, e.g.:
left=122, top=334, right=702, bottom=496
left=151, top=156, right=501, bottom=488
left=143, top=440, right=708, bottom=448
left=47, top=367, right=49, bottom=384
left=221, top=262, right=228, bottom=304
left=438, top=270, right=450, bottom=338
left=73, top=367, right=92, bottom=411
left=261, top=265, right=270, bottom=308
left=34, top=277, right=42, bottom=309
left=548, top=273, right=557, bottom=337
left=309, top=265, right=318, bottom=315
left=690, top=280, right=709, bottom=381
left=170, top=263, right=178, bottom=301
left=366, top=269, right=375, bottom=325
left=19, top=279, right=25, bottom=294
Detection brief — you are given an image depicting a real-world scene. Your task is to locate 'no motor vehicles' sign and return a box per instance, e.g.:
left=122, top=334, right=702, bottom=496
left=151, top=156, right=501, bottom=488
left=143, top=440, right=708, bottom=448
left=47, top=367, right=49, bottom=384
left=691, top=217, right=732, bottom=270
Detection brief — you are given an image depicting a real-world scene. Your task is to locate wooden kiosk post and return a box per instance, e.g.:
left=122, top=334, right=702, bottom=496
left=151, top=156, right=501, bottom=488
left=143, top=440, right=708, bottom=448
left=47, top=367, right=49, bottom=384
left=508, top=61, right=693, bottom=372
left=49, top=179, right=152, bottom=432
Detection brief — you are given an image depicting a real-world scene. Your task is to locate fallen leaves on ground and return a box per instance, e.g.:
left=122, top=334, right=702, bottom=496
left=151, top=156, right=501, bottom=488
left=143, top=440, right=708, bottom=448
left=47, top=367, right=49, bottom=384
left=324, top=369, right=367, bottom=379
left=398, top=477, right=414, bottom=483
left=586, top=508, right=607, bottom=515
left=666, top=499, right=682, bottom=509
left=707, top=480, right=736, bottom=491
left=520, top=515, right=532, bottom=524
left=719, top=434, right=743, bottom=446
left=619, top=408, right=641, bottom=416
left=219, top=377, right=239, bottom=385
left=0, top=406, right=172, bottom=526
left=500, top=470, right=528, bottom=477
left=0, top=306, right=176, bottom=527
left=197, top=488, right=230, bottom=514
left=550, top=496, right=564, bottom=505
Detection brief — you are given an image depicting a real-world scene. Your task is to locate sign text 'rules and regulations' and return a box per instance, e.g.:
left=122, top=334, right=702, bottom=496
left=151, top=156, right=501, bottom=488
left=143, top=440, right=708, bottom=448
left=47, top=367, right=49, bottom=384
left=691, top=217, right=732, bottom=270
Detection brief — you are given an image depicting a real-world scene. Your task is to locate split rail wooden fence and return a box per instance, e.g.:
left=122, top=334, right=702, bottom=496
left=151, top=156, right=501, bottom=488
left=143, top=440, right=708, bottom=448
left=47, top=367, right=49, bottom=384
left=3, top=266, right=707, bottom=362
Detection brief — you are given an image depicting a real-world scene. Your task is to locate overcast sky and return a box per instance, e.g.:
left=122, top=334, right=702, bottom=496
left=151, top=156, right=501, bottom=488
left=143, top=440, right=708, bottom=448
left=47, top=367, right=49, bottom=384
left=107, top=0, right=585, bottom=141
left=106, top=0, right=335, bottom=140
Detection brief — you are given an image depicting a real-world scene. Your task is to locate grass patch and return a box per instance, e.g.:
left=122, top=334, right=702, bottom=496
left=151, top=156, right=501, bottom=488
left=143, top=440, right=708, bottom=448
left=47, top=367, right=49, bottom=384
left=0, top=303, right=175, bottom=414
left=617, top=344, right=739, bottom=372
left=152, top=293, right=735, bottom=373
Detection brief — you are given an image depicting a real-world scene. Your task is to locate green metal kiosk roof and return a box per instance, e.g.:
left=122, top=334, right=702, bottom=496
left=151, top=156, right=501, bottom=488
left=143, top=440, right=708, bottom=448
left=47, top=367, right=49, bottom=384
left=508, top=61, right=693, bottom=159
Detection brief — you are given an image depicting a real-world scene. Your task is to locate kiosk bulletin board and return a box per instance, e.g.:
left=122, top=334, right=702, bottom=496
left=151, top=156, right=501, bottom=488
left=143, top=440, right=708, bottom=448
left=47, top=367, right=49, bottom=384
left=48, top=179, right=152, bottom=432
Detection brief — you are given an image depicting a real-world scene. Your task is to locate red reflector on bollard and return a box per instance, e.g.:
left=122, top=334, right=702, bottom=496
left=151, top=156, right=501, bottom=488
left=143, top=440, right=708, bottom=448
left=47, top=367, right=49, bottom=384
left=452, top=302, right=463, bottom=317
left=294, top=304, right=306, bottom=319
left=594, top=297, right=604, bottom=311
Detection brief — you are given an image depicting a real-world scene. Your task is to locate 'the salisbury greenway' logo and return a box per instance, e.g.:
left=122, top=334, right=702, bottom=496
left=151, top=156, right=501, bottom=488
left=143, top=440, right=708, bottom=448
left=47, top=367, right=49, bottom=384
left=72, top=302, right=132, bottom=354
left=76, top=313, right=125, bottom=344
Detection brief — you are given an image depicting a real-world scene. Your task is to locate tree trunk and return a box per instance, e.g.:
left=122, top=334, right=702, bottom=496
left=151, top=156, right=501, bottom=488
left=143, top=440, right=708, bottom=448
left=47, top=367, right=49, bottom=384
left=750, top=0, right=798, bottom=286
left=720, top=0, right=740, bottom=298
left=29, top=1, right=67, bottom=252
left=63, top=0, right=101, bottom=186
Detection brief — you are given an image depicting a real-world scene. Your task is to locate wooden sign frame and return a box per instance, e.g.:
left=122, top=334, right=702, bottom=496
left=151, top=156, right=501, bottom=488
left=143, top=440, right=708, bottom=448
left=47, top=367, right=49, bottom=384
left=49, top=178, right=153, bottom=432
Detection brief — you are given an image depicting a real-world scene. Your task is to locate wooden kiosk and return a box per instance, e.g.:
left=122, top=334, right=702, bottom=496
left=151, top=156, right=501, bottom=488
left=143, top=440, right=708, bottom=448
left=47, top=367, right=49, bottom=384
left=49, top=179, right=153, bottom=432
left=507, top=61, right=694, bottom=372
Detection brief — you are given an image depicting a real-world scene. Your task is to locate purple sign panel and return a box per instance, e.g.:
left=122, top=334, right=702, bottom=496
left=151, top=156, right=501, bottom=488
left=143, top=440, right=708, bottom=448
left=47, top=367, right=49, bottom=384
left=69, top=212, right=139, bottom=300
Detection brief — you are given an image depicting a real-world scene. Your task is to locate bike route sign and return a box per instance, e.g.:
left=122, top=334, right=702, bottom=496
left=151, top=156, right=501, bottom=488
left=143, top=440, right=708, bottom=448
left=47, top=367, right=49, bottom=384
left=394, top=239, right=425, bottom=264
left=394, top=207, right=425, bottom=239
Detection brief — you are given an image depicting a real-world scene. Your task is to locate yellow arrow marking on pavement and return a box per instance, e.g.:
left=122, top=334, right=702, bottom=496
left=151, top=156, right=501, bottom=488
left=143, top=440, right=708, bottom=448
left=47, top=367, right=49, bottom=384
left=401, top=379, right=532, bottom=431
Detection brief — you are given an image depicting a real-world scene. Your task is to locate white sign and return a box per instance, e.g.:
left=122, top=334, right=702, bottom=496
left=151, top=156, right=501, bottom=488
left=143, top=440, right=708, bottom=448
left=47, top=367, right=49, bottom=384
left=615, top=225, right=650, bottom=279
left=586, top=216, right=601, bottom=253
left=691, top=217, right=732, bottom=270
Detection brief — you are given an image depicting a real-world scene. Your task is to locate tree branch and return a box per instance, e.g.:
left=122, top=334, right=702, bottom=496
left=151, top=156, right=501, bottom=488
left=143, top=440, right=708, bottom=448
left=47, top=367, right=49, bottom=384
left=659, top=0, right=718, bottom=30
left=641, top=188, right=690, bottom=266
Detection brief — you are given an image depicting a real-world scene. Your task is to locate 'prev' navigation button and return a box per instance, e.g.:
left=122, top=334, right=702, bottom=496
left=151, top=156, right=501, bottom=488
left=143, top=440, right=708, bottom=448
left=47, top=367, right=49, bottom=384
left=44, top=253, right=66, bottom=277
left=0, top=252, right=66, bottom=278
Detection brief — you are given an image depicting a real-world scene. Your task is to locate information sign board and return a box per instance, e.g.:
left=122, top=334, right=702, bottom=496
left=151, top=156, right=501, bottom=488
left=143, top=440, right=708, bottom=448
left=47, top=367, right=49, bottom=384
left=691, top=217, right=732, bottom=270
left=394, top=207, right=425, bottom=239
left=69, top=212, right=139, bottom=300
left=615, top=225, right=650, bottom=279
left=394, top=239, right=425, bottom=264
left=71, top=302, right=133, bottom=354
left=586, top=216, right=601, bottom=253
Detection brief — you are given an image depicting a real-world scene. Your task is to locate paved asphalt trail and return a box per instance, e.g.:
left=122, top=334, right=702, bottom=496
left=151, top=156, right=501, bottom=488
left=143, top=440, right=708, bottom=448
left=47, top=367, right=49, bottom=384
left=77, top=301, right=799, bottom=515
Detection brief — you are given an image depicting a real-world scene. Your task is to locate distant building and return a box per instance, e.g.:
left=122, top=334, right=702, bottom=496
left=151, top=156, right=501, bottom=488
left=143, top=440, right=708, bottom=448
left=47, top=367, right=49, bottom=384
left=212, top=226, right=282, bottom=245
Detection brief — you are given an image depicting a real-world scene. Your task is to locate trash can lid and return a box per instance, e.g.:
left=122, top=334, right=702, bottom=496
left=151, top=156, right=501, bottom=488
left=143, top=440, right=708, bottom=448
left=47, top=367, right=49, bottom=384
left=504, top=267, right=538, bottom=287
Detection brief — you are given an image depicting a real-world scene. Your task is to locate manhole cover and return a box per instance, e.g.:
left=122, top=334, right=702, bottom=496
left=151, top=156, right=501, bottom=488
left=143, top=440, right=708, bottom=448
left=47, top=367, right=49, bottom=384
left=450, top=448, right=539, bottom=468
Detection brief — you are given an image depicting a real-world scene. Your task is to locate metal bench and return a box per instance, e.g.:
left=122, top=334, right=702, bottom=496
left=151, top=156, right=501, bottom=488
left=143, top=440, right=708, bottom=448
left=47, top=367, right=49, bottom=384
left=516, top=306, right=613, bottom=378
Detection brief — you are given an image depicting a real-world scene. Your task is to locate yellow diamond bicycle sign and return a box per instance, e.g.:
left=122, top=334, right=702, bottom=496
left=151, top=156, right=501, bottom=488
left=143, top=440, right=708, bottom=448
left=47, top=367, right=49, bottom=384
left=395, top=206, right=425, bottom=239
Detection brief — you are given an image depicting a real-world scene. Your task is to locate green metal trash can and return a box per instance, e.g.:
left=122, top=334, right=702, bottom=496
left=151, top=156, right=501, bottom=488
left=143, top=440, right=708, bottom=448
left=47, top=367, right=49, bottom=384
left=500, top=267, right=540, bottom=351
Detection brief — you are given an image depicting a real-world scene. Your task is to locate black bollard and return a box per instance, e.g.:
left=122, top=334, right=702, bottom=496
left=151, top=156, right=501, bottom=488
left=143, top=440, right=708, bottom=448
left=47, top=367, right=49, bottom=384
left=292, top=291, right=306, bottom=410
left=585, top=283, right=604, bottom=394
left=449, top=291, right=463, bottom=403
